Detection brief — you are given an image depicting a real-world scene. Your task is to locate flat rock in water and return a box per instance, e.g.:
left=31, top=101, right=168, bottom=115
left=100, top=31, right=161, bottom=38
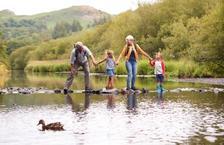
left=120, top=88, right=148, bottom=94
left=101, top=88, right=119, bottom=94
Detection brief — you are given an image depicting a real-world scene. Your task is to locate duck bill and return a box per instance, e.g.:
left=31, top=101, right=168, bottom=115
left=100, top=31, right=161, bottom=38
left=37, top=123, right=40, bottom=126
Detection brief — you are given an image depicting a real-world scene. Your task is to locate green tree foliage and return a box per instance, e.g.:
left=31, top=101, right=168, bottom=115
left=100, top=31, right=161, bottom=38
left=0, top=18, right=49, bottom=54
left=0, top=6, right=110, bottom=55
left=0, top=32, right=8, bottom=67
left=188, top=3, right=224, bottom=75
left=71, top=19, right=82, bottom=32
left=160, top=21, right=189, bottom=58
left=9, top=46, right=35, bottom=70
left=52, top=21, right=71, bottom=39
left=52, top=20, right=83, bottom=39
left=9, top=0, right=224, bottom=76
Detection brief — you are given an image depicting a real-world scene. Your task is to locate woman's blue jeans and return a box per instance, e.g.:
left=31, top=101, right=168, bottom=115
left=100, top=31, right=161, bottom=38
left=125, top=60, right=137, bottom=89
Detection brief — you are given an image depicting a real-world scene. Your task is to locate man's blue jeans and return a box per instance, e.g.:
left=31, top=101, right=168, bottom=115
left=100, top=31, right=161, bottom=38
left=125, top=60, right=137, bottom=89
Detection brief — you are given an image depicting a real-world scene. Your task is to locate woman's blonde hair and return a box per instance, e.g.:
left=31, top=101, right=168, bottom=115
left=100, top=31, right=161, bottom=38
left=125, top=35, right=134, bottom=42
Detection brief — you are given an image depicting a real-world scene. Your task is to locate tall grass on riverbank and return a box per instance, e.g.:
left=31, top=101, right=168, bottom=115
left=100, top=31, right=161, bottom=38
left=0, top=64, right=9, bottom=74
left=0, top=64, right=9, bottom=88
left=25, top=59, right=214, bottom=78
left=25, top=60, right=70, bottom=72
left=165, top=59, right=212, bottom=78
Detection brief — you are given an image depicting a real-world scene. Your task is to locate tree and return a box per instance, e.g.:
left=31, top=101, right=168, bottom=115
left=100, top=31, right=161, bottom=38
left=9, top=46, right=34, bottom=70
left=71, top=19, right=82, bottom=32
left=0, top=32, right=8, bottom=67
left=160, top=21, right=190, bottom=58
left=52, top=21, right=72, bottom=39
left=188, top=3, right=224, bottom=75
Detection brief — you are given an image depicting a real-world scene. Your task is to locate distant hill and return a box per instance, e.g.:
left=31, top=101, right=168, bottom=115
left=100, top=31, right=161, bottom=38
left=26, top=5, right=111, bottom=29
left=0, top=5, right=111, bottom=53
left=0, top=5, right=110, bottom=28
left=0, top=9, right=15, bottom=18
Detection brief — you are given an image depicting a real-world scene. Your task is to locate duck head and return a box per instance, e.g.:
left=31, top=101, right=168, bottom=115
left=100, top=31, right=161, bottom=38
left=37, top=119, right=45, bottom=126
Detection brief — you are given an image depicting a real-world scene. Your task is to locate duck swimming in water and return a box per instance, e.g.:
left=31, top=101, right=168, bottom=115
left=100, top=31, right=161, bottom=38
left=37, top=119, right=65, bottom=131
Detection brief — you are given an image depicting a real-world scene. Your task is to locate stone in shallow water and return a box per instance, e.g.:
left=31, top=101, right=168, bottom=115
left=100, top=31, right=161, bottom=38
left=54, top=89, right=62, bottom=94
left=204, top=136, right=217, bottom=143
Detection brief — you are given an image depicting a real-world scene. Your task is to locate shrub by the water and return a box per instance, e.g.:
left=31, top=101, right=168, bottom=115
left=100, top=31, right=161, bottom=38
left=25, top=59, right=216, bottom=78
left=25, top=60, right=70, bottom=72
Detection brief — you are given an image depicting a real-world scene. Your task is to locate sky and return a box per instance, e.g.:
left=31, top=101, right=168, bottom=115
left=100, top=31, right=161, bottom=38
left=0, top=0, right=156, bottom=15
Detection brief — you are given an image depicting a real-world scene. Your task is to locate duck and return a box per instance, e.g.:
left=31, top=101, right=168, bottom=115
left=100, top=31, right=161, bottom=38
left=37, top=119, right=65, bottom=131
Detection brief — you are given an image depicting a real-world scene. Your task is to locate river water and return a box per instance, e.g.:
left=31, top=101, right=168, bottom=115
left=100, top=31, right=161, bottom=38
left=0, top=71, right=224, bottom=145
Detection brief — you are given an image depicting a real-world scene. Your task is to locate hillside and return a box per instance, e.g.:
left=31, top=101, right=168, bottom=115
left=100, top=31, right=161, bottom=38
left=9, top=0, right=224, bottom=77
left=25, top=5, right=111, bottom=29
left=0, top=9, right=15, bottom=18
left=0, top=5, right=110, bottom=28
left=0, top=5, right=111, bottom=54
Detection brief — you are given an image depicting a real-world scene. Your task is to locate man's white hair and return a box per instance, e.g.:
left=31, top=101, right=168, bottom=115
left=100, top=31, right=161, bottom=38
left=74, top=41, right=83, bottom=48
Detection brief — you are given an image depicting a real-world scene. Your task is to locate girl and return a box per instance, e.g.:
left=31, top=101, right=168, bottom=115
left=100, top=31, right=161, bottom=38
left=97, top=50, right=116, bottom=89
left=150, top=52, right=165, bottom=93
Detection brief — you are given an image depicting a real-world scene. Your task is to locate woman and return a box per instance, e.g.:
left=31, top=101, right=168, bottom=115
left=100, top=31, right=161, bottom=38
left=116, top=35, right=152, bottom=90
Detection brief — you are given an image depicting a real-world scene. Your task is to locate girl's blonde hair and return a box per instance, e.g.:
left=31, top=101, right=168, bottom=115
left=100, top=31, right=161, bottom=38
left=156, top=52, right=163, bottom=59
left=106, top=50, right=115, bottom=60
left=107, top=50, right=114, bottom=55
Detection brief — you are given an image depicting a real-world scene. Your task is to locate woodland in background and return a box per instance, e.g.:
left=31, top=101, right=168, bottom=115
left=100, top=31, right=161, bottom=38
left=1, top=0, right=223, bottom=77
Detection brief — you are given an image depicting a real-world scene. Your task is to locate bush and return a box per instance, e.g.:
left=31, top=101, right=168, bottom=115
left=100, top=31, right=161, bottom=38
left=137, top=60, right=154, bottom=75
left=25, top=59, right=218, bottom=78
left=164, top=59, right=214, bottom=78
left=115, top=62, right=126, bottom=75
left=25, top=60, right=70, bottom=72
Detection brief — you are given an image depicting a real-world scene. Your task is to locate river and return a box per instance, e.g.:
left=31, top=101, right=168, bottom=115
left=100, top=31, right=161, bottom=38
left=0, top=71, right=224, bottom=145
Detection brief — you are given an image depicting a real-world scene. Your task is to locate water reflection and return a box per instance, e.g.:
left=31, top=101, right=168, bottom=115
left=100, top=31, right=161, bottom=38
left=127, top=93, right=137, bottom=110
left=106, top=95, right=115, bottom=109
left=156, top=91, right=165, bottom=108
left=65, top=93, right=91, bottom=112
left=0, top=92, right=223, bottom=144
left=7, top=71, right=28, bottom=87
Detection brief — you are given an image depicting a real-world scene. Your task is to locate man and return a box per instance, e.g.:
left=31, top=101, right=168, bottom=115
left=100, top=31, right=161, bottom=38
left=64, top=41, right=97, bottom=94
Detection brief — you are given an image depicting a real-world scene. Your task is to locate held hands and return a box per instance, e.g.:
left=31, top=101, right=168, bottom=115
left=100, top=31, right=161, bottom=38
left=115, top=60, right=119, bottom=65
left=149, top=59, right=155, bottom=67
left=92, top=60, right=97, bottom=66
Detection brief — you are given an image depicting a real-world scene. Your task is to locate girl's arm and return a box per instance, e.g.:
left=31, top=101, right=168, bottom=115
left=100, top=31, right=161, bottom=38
left=136, top=44, right=153, bottom=60
left=90, top=54, right=97, bottom=66
left=149, top=59, right=155, bottom=67
left=116, top=46, right=127, bottom=64
left=161, top=60, right=165, bottom=75
left=97, top=57, right=107, bottom=65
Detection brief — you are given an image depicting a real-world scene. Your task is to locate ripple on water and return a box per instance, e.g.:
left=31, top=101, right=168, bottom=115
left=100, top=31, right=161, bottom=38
left=0, top=95, right=224, bottom=145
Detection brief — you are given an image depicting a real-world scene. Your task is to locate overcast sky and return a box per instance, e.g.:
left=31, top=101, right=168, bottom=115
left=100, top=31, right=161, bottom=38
left=0, top=0, right=156, bottom=15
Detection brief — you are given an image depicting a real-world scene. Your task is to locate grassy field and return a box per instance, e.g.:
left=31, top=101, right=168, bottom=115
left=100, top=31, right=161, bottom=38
left=25, top=59, right=214, bottom=78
